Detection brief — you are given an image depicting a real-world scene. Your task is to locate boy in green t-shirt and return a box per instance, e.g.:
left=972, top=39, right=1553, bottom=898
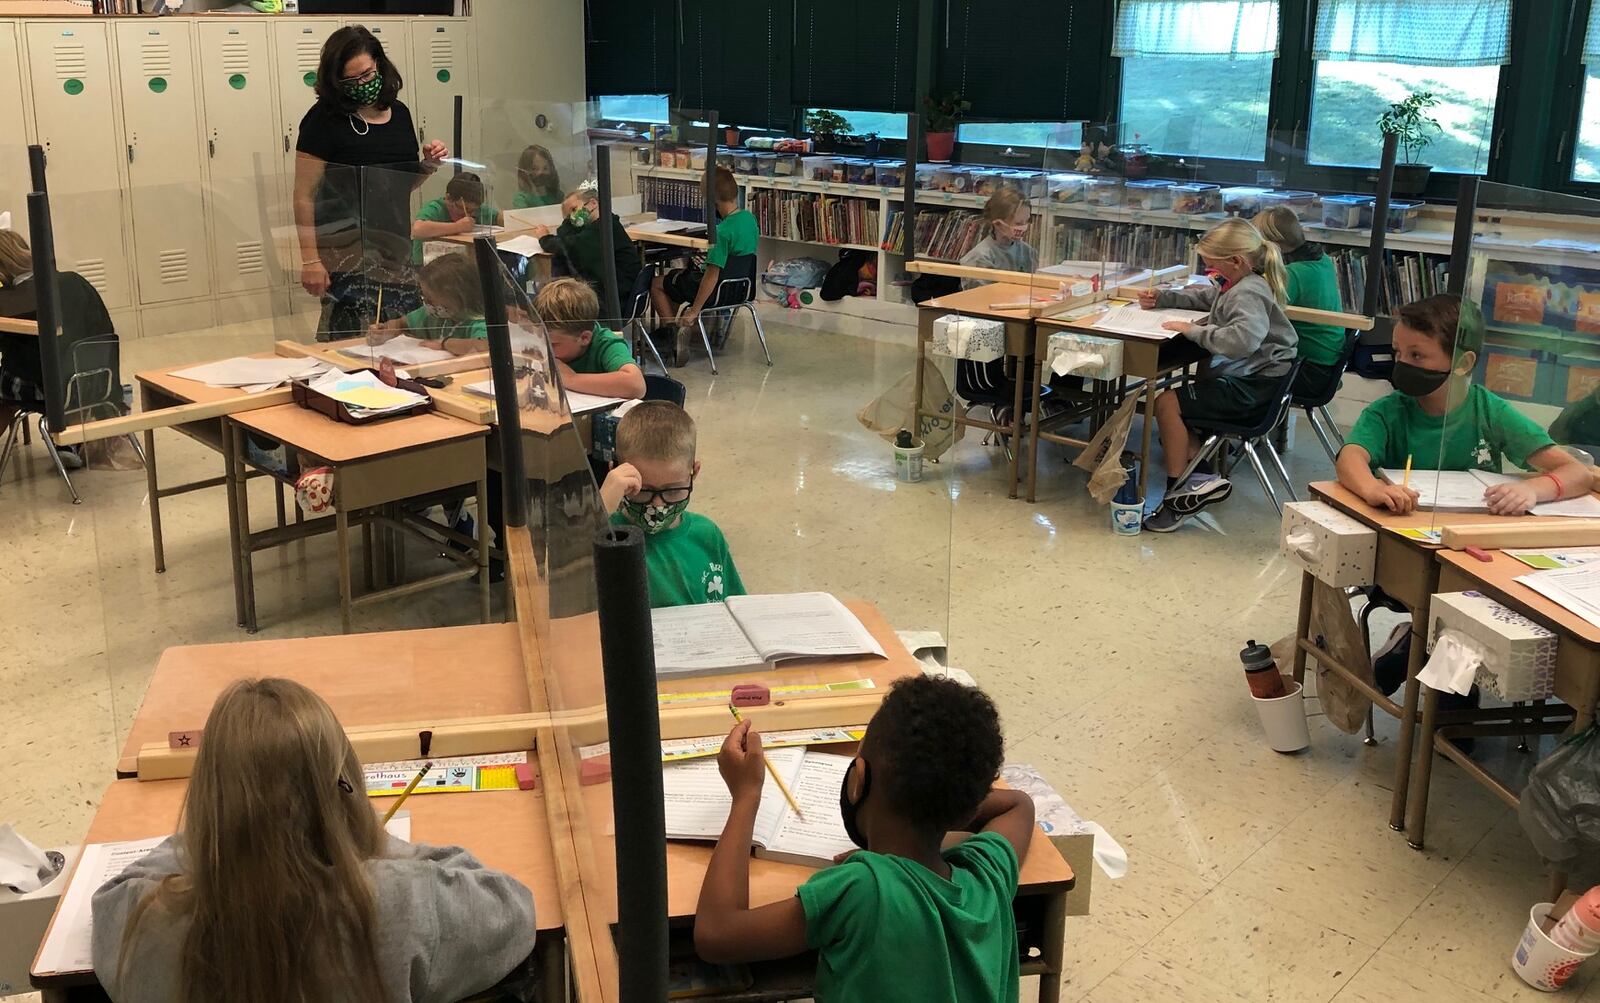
left=410, top=171, right=502, bottom=265
left=1337, top=294, right=1592, bottom=514
left=650, top=166, right=759, bottom=366
left=694, top=675, right=1034, bottom=1003
left=367, top=252, right=488, bottom=355
left=599, top=400, right=743, bottom=607
left=535, top=277, right=646, bottom=400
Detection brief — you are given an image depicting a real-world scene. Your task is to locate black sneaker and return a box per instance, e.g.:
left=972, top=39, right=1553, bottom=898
left=1167, top=474, right=1233, bottom=515
left=1372, top=622, right=1409, bottom=697
left=1143, top=502, right=1188, bottom=533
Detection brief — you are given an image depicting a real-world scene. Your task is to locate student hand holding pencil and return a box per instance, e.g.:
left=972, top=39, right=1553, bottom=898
left=718, top=718, right=768, bottom=805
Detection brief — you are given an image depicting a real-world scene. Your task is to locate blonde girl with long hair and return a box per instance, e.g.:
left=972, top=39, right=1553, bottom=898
left=1137, top=217, right=1299, bottom=532
left=958, top=186, right=1038, bottom=289
left=92, top=678, right=536, bottom=1003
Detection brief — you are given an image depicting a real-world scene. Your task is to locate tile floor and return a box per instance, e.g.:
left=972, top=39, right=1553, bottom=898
left=2, top=309, right=1597, bottom=1002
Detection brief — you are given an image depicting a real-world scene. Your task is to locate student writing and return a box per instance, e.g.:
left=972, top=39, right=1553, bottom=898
left=368, top=252, right=487, bottom=356
left=958, top=188, right=1038, bottom=289
left=91, top=677, right=536, bottom=1003
left=537, top=277, right=646, bottom=399
left=600, top=400, right=745, bottom=607
left=1336, top=294, right=1592, bottom=514
left=694, top=675, right=1034, bottom=1003
left=409, top=171, right=502, bottom=265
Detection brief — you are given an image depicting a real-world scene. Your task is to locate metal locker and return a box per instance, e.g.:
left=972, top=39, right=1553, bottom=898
left=114, top=20, right=212, bottom=305
left=198, top=21, right=280, bottom=295
left=24, top=21, right=132, bottom=310
left=409, top=20, right=470, bottom=154
left=347, top=19, right=412, bottom=109
left=0, top=23, right=31, bottom=236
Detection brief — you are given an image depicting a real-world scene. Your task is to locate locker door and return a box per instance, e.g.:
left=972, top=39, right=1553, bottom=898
left=349, top=19, right=412, bottom=119
left=409, top=20, right=469, bottom=153
left=199, top=21, right=279, bottom=295
left=272, top=18, right=329, bottom=184
left=114, top=21, right=211, bottom=304
left=0, top=24, right=30, bottom=236
left=25, top=22, right=132, bottom=310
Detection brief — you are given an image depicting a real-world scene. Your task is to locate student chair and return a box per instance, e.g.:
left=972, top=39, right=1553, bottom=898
left=1171, top=360, right=1304, bottom=515
left=622, top=264, right=667, bottom=373
left=1291, top=330, right=1361, bottom=464
left=685, top=253, right=772, bottom=375
left=955, top=358, right=1051, bottom=461
left=643, top=373, right=687, bottom=407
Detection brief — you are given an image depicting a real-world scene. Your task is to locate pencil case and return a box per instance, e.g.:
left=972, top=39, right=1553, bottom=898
left=290, top=367, right=435, bottom=425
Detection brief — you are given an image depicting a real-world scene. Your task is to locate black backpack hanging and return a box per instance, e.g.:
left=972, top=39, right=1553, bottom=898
left=820, top=249, right=873, bottom=301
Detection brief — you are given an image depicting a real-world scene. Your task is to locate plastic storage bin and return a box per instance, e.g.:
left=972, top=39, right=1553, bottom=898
left=803, top=155, right=838, bottom=181
left=750, top=152, right=779, bottom=177
left=1001, top=170, right=1047, bottom=199
left=1321, top=194, right=1372, bottom=229
left=1363, top=198, right=1425, bottom=232
left=936, top=166, right=974, bottom=193
left=1048, top=173, right=1089, bottom=203
left=915, top=164, right=939, bottom=190
left=1083, top=175, right=1125, bottom=206
left=1221, top=186, right=1270, bottom=218
left=969, top=168, right=1005, bottom=196
left=1124, top=180, right=1174, bottom=211
left=1261, top=189, right=1319, bottom=222
left=843, top=159, right=876, bottom=184
left=771, top=153, right=802, bottom=176
left=1169, top=182, right=1221, bottom=215
left=874, top=160, right=906, bottom=188
left=732, top=152, right=757, bottom=175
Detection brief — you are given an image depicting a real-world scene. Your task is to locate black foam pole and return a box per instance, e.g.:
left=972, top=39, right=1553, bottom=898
left=452, top=94, right=464, bottom=174
left=27, top=192, right=66, bottom=434
left=1362, top=131, right=1399, bottom=320
left=28, top=144, right=47, bottom=194
left=473, top=235, right=528, bottom=529
left=1446, top=175, right=1478, bottom=297
left=593, top=524, right=669, bottom=1003
left=902, top=112, right=921, bottom=262
left=595, top=144, right=623, bottom=321
left=702, top=108, right=718, bottom=244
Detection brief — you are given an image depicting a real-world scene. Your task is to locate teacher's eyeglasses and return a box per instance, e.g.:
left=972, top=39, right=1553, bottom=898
left=337, top=66, right=378, bottom=87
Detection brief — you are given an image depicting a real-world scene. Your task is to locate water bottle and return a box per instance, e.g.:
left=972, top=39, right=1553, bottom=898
left=1241, top=639, right=1286, bottom=699
left=1110, top=456, right=1142, bottom=535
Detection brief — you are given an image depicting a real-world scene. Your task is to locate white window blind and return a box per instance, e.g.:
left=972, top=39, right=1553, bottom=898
left=1313, top=0, right=1512, bottom=67
left=1111, top=0, right=1280, bottom=60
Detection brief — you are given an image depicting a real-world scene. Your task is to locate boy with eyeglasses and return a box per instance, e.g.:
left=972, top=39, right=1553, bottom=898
left=600, top=400, right=745, bottom=607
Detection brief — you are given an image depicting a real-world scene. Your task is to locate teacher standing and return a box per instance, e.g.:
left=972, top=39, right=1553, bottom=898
left=293, top=25, right=448, bottom=341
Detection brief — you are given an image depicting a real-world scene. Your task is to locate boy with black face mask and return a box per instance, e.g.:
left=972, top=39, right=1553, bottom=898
left=1336, top=294, right=1591, bottom=515
left=693, top=675, right=1035, bottom=1003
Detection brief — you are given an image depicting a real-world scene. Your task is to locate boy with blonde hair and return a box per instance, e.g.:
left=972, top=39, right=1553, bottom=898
left=535, top=277, right=645, bottom=400
left=600, top=401, right=744, bottom=607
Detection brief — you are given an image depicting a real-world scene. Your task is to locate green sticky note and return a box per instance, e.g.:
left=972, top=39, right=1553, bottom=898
left=436, top=68, right=450, bottom=83
left=228, top=73, right=246, bottom=90
left=63, top=78, right=84, bottom=96
left=303, top=71, right=316, bottom=86
left=148, top=76, right=167, bottom=93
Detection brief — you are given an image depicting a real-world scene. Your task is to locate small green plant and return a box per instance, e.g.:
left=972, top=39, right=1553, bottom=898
left=922, top=92, right=971, bottom=133
left=1377, top=91, right=1442, bottom=165
left=804, top=109, right=851, bottom=144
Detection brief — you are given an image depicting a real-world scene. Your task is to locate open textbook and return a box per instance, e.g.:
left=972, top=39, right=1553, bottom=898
left=1378, top=469, right=1600, bottom=517
left=663, top=747, right=856, bottom=867
left=1516, top=565, right=1600, bottom=630
left=652, top=592, right=887, bottom=676
left=340, top=335, right=455, bottom=366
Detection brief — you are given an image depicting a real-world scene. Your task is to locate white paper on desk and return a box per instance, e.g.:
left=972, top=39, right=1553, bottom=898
left=1418, top=630, right=1483, bottom=695
left=1378, top=469, right=1600, bottom=517
left=496, top=234, right=547, bottom=257
left=652, top=602, right=765, bottom=674
left=461, top=379, right=625, bottom=415
left=1517, top=565, right=1600, bottom=630
left=34, top=835, right=166, bottom=976
left=307, top=369, right=429, bottom=417
left=631, top=218, right=696, bottom=234
left=503, top=205, right=565, bottom=230
left=1090, top=304, right=1205, bottom=339
left=339, top=335, right=453, bottom=367
left=169, top=356, right=326, bottom=390
left=725, top=592, right=887, bottom=662
left=0, top=824, right=59, bottom=893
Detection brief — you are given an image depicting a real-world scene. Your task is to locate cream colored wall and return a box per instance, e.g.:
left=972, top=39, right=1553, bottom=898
left=471, top=0, right=590, bottom=195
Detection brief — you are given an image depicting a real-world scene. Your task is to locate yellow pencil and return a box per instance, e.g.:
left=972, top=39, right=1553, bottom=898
left=371, top=286, right=384, bottom=362
left=1403, top=454, right=1413, bottom=490
left=729, top=706, right=804, bottom=820
left=381, top=761, right=431, bottom=826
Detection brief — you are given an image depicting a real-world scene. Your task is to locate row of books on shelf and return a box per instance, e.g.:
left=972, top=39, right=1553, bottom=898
left=880, top=209, right=1044, bottom=260
left=1328, top=248, right=1448, bottom=315
left=638, top=178, right=708, bottom=223
left=747, top=189, right=881, bottom=247
left=1049, top=222, right=1192, bottom=272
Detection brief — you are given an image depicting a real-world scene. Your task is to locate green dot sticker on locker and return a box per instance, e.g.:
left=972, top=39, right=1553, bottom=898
left=436, top=69, right=450, bottom=83
left=148, top=76, right=167, bottom=93
left=63, top=78, right=84, bottom=96
left=229, top=73, right=247, bottom=90
left=303, top=71, right=316, bottom=87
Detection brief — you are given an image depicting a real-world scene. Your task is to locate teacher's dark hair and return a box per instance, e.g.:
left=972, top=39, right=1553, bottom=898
left=314, top=25, right=402, bottom=114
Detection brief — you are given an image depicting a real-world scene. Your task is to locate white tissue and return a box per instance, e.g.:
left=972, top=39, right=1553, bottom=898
left=1418, top=630, right=1483, bottom=696
left=0, top=824, right=59, bottom=893
left=1051, top=350, right=1106, bottom=377
left=1000, top=764, right=1128, bottom=880
left=1284, top=527, right=1319, bottom=562
left=0, top=211, right=10, bottom=231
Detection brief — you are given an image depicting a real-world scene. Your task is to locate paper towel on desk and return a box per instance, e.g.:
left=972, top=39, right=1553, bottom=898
left=1419, top=630, right=1483, bottom=696
left=1051, top=349, right=1106, bottom=377
left=1283, top=527, right=1319, bottom=562
left=0, top=825, right=62, bottom=894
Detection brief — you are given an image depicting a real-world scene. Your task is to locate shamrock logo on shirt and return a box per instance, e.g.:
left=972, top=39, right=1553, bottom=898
left=1474, top=440, right=1494, bottom=466
left=706, top=574, right=724, bottom=598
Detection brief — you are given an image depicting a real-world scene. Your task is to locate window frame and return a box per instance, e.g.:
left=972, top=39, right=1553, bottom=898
left=1558, top=0, right=1600, bottom=193
left=595, top=93, right=672, bottom=126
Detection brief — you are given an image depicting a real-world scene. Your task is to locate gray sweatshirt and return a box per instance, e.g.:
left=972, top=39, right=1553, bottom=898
left=1157, top=274, right=1297, bottom=380
left=91, top=836, right=537, bottom=1003
left=959, top=236, right=1039, bottom=289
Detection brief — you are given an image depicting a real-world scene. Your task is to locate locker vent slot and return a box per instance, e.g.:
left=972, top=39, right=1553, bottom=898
left=430, top=38, right=451, bottom=69
left=296, top=39, right=320, bottom=71
left=221, top=40, right=250, bottom=74
left=141, top=41, right=172, bottom=77
left=54, top=42, right=88, bottom=79
left=235, top=240, right=264, bottom=276
left=158, top=249, right=189, bottom=284
left=77, top=258, right=108, bottom=293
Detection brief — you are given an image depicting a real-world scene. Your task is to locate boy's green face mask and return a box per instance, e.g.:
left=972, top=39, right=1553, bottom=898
left=618, top=496, right=689, bottom=535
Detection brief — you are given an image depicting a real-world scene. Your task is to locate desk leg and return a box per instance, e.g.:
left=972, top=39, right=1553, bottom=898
left=1292, top=571, right=1313, bottom=686
left=1007, top=351, right=1027, bottom=499
left=275, top=480, right=287, bottom=531
left=362, top=521, right=375, bottom=591
left=1037, top=889, right=1069, bottom=1003
left=1138, top=377, right=1155, bottom=505
left=1027, top=341, right=1045, bottom=504
left=144, top=427, right=166, bottom=573
left=232, top=431, right=258, bottom=634
left=477, top=473, right=491, bottom=623
left=337, top=507, right=353, bottom=633
left=1405, top=686, right=1443, bottom=849
left=1388, top=605, right=1427, bottom=831
left=221, top=422, right=246, bottom=628
left=912, top=313, right=929, bottom=439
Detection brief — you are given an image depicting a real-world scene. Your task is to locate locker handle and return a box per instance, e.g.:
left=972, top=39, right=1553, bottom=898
left=127, top=143, right=135, bottom=164
left=284, top=134, right=290, bottom=153
left=209, top=138, right=216, bottom=159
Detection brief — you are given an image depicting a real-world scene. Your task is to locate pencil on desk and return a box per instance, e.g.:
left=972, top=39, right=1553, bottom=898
left=729, top=706, right=804, bottom=819
left=381, top=760, right=431, bottom=826
left=1403, top=454, right=1413, bottom=490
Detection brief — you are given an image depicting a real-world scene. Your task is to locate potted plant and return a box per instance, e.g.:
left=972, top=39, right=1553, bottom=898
left=860, top=131, right=881, bottom=157
left=1377, top=91, right=1442, bottom=195
left=724, top=126, right=740, bottom=148
left=804, top=109, right=850, bottom=153
left=922, top=92, right=969, bottom=163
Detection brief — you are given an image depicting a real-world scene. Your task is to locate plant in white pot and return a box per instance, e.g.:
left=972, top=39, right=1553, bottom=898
left=1377, top=91, right=1442, bottom=195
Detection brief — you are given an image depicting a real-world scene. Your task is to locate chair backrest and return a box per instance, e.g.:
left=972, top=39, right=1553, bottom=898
left=623, top=263, right=655, bottom=326
left=1246, top=359, right=1305, bottom=438
left=643, top=373, right=687, bottom=407
left=707, top=254, right=757, bottom=308
left=954, top=358, right=1013, bottom=405
left=1292, top=329, right=1361, bottom=408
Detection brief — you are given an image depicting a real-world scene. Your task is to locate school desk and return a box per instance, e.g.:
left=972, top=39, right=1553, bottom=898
left=29, top=778, right=566, bottom=1000
left=1402, top=548, right=1600, bottom=851
left=624, top=224, right=712, bottom=252
left=223, top=402, right=491, bottom=633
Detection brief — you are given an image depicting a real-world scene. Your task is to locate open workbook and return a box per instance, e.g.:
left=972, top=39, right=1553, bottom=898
left=1378, top=469, right=1600, bottom=517
left=651, top=592, right=887, bottom=676
left=1089, top=304, right=1208, bottom=339
left=663, top=747, right=856, bottom=867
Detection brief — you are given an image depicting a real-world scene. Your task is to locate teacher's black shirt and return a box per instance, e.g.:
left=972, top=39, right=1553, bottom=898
left=295, top=100, right=422, bottom=271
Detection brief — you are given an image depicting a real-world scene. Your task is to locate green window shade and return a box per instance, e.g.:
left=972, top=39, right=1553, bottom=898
left=791, top=0, right=915, bottom=112
left=678, top=0, right=793, bottom=129
left=1112, top=0, right=1279, bottom=59
left=936, top=0, right=1106, bottom=120
left=1314, top=0, right=1511, bottom=67
left=585, top=0, right=676, bottom=96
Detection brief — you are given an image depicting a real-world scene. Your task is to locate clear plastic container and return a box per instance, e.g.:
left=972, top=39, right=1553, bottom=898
left=732, top=151, right=757, bottom=175
left=1000, top=170, right=1047, bottom=199
left=1364, top=198, right=1425, bottom=232
left=771, top=152, right=803, bottom=176
left=873, top=160, right=906, bottom=188
left=1124, top=179, right=1174, bottom=211
left=969, top=168, right=1005, bottom=196
left=750, top=152, right=779, bottom=177
left=1261, top=189, right=1320, bottom=222
left=1169, top=182, right=1221, bottom=215
left=843, top=159, right=876, bottom=184
left=937, top=166, right=975, bottom=193
left=803, top=155, right=838, bottom=181
left=915, top=163, right=939, bottom=190
left=1083, top=175, right=1126, bottom=207
left=1221, top=186, right=1271, bottom=219
left=1048, top=172, right=1088, bottom=203
left=1320, top=194, right=1372, bottom=229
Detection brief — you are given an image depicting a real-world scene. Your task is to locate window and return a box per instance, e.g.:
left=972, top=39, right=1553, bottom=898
left=1308, top=0, right=1509, bottom=174
left=804, top=109, right=907, bottom=141
left=957, top=122, right=1084, bottom=151
left=597, top=94, right=669, bottom=125
left=1112, top=0, right=1280, bottom=162
left=1575, top=3, right=1600, bottom=182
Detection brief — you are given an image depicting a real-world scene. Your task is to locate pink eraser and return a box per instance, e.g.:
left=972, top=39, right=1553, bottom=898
left=514, top=762, right=538, bottom=790
left=580, top=755, right=612, bottom=785
left=730, top=683, right=770, bottom=708
left=1465, top=546, right=1493, bottom=563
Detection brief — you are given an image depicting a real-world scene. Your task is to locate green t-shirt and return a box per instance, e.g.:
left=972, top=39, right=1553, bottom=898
left=401, top=306, right=487, bottom=341
left=412, top=197, right=500, bottom=264
left=1284, top=254, right=1345, bottom=367
left=570, top=324, right=634, bottom=375
left=608, top=510, right=745, bottom=607
left=707, top=208, right=759, bottom=269
left=797, top=832, right=1021, bottom=1003
left=512, top=189, right=560, bottom=209
left=1551, top=391, right=1600, bottom=448
left=1347, top=384, right=1555, bottom=472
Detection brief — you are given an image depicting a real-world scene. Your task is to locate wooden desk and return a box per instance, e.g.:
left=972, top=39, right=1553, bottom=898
left=225, top=404, right=490, bottom=632
left=625, top=225, right=711, bottom=252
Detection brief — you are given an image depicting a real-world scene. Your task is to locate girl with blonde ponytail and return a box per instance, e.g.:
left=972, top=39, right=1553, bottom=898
left=92, top=678, right=537, bottom=1003
left=1137, top=217, right=1299, bottom=532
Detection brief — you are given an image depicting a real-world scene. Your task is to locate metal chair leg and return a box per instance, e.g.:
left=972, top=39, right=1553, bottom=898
left=745, top=303, right=773, bottom=366
left=38, top=416, right=82, bottom=505
left=1241, top=441, right=1282, bottom=515
left=1316, top=406, right=1345, bottom=447
left=697, top=316, right=718, bottom=375
left=1261, top=437, right=1299, bottom=502
left=0, top=411, right=23, bottom=486
left=1514, top=700, right=1530, bottom=753
left=635, top=319, right=668, bottom=374
left=126, top=433, right=147, bottom=465
left=1174, top=434, right=1223, bottom=485
left=1306, top=406, right=1340, bottom=464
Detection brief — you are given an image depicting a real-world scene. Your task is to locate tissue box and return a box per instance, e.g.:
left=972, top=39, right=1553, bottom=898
left=1278, top=501, right=1377, bottom=587
left=0, top=844, right=78, bottom=995
left=930, top=313, right=1006, bottom=363
left=1046, top=331, right=1123, bottom=382
left=1428, top=590, right=1558, bottom=700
